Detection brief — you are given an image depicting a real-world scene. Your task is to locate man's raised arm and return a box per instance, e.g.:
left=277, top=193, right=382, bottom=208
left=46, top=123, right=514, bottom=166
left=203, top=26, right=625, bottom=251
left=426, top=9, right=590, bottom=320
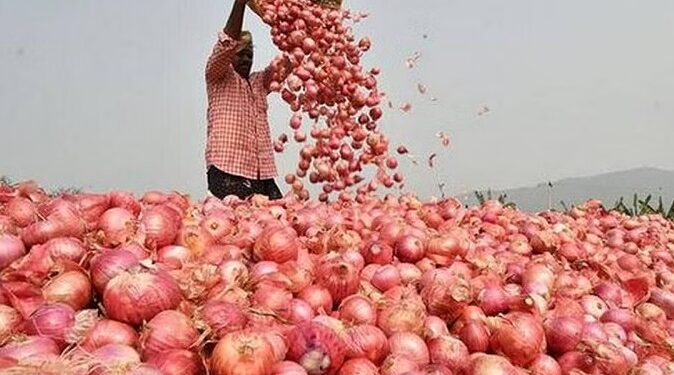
left=205, top=0, right=249, bottom=83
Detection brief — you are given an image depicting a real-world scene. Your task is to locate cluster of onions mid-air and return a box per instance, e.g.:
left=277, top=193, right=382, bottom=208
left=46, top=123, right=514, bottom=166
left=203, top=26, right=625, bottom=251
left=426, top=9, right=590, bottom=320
left=248, top=0, right=404, bottom=201
left=2, top=179, right=674, bottom=374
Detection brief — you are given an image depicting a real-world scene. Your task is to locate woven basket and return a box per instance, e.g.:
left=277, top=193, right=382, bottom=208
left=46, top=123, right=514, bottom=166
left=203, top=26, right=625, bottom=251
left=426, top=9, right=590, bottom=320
left=248, top=0, right=343, bottom=18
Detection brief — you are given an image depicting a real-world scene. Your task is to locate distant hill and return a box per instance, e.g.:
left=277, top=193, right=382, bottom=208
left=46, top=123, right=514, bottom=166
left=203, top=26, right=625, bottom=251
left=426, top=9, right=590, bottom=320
left=461, top=167, right=674, bottom=213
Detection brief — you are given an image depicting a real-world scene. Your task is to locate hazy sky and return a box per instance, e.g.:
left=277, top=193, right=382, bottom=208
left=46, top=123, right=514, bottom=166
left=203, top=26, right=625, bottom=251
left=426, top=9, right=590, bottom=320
left=1, top=0, right=673, bottom=200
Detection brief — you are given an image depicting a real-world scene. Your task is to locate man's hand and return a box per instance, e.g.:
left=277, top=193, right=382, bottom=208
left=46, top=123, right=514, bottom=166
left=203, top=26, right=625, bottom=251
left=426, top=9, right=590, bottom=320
left=224, top=0, right=250, bottom=41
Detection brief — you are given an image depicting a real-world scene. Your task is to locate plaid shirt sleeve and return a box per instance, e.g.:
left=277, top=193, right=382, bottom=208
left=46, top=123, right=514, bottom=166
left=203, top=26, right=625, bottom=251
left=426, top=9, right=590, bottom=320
left=205, top=32, right=239, bottom=83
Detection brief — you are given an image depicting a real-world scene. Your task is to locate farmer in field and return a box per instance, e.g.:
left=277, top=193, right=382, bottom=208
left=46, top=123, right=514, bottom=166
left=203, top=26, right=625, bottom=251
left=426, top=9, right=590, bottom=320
left=205, top=0, right=290, bottom=200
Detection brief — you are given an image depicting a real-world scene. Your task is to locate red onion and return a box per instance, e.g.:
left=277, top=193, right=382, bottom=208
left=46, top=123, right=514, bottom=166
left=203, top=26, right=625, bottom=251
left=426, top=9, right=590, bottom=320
left=556, top=351, right=594, bottom=374
left=522, top=263, right=554, bottom=297
left=145, top=349, right=204, bottom=375
left=380, top=354, right=420, bottom=375
left=290, top=298, right=316, bottom=323
left=649, top=288, right=674, bottom=319
left=286, top=322, right=346, bottom=375
left=273, top=361, right=310, bottom=375
left=580, top=294, right=608, bottom=319
left=211, top=330, right=276, bottom=375
left=43, top=270, right=92, bottom=310
left=378, top=290, right=427, bottom=336
left=253, top=225, right=299, bottom=263
left=478, top=284, right=510, bottom=316
left=462, top=354, right=518, bottom=375
left=253, top=284, right=293, bottom=317
left=0, top=336, right=60, bottom=361
left=0, top=234, right=25, bottom=270
left=90, top=344, right=141, bottom=375
left=427, top=334, right=469, bottom=372
left=157, top=245, right=191, bottom=269
left=396, top=263, right=422, bottom=286
left=544, top=316, right=583, bottom=355
left=421, top=279, right=470, bottom=324
left=489, top=312, right=546, bottom=367
left=98, top=207, right=136, bottom=246
left=26, top=303, right=76, bottom=344
left=44, top=237, right=87, bottom=262
left=202, top=212, right=235, bottom=241
left=630, top=363, right=665, bottom=375
left=581, top=321, right=609, bottom=344
left=600, top=308, right=636, bottom=332
left=316, top=254, right=359, bottom=304
left=388, top=332, right=429, bottom=365
left=458, top=319, right=490, bottom=353
left=103, top=268, right=182, bottom=326
left=362, top=240, right=394, bottom=265
left=0, top=305, right=21, bottom=339
left=394, top=235, right=425, bottom=263
left=109, top=190, right=141, bottom=216
left=528, top=354, right=562, bottom=375
left=80, top=319, right=139, bottom=350
left=218, top=260, right=249, bottom=287
left=299, top=285, right=333, bottom=314
left=5, top=196, right=37, bottom=227
left=200, top=301, right=248, bottom=339
left=425, top=230, right=469, bottom=266
left=372, top=265, right=402, bottom=291
left=89, top=249, right=140, bottom=294
left=338, top=358, right=378, bottom=375
left=140, top=206, right=179, bottom=249
left=345, top=324, right=389, bottom=364
left=424, top=316, right=449, bottom=340
left=139, top=310, right=199, bottom=359
left=338, top=295, right=376, bottom=325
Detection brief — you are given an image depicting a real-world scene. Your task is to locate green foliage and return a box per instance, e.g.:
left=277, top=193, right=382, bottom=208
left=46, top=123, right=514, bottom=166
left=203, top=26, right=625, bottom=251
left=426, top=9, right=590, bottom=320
left=613, top=193, right=674, bottom=220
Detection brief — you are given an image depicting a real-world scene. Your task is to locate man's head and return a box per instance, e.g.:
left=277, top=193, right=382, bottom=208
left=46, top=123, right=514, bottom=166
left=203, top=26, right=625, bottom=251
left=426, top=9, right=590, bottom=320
left=235, top=31, right=254, bottom=79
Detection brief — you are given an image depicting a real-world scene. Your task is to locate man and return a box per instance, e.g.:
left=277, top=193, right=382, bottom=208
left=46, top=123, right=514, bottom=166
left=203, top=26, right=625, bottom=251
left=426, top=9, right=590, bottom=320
left=205, top=0, right=289, bottom=200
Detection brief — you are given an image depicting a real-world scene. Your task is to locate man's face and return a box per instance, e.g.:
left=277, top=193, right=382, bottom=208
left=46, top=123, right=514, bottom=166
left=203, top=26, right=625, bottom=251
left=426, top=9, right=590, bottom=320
left=235, top=45, right=253, bottom=79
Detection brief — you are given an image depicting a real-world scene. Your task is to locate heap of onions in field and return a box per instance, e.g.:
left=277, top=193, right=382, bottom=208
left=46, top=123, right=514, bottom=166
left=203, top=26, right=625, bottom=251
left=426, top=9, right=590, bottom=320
left=254, top=0, right=401, bottom=201
left=2, top=180, right=674, bottom=374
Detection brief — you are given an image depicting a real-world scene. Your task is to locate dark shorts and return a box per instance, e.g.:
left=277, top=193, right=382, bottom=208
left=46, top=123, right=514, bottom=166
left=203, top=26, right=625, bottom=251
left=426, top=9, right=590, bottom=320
left=207, top=166, right=283, bottom=200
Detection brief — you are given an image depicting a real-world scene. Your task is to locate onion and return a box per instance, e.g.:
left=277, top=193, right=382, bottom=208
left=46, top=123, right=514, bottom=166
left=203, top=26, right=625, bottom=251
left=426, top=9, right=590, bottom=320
left=316, top=254, right=359, bottom=304
left=362, top=240, right=394, bottom=265
left=458, top=320, right=490, bottom=353
left=600, top=309, right=636, bottom=332
left=44, top=237, right=87, bottom=262
left=580, top=294, right=608, bottom=319
left=345, top=324, right=389, bottom=364
left=378, top=290, right=427, bottom=336
left=218, top=260, right=249, bottom=287
left=0, top=336, right=60, bottom=361
left=299, top=285, right=334, bottom=314
left=211, top=330, right=276, bottom=375
left=478, top=284, right=510, bottom=316
left=338, top=295, right=376, bottom=325
left=286, top=322, right=346, bottom=375
left=140, top=206, right=179, bottom=249
left=109, top=190, right=141, bottom=216
left=200, top=301, right=248, bottom=339
left=26, top=303, right=76, bottom=344
left=630, top=363, right=665, bottom=375
left=421, top=279, right=470, bottom=324
left=103, top=267, right=182, bottom=326
left=290, top=298, right=316, bottom=323
left=90, top=344, right=141, bottom=375
left=338, top=358, right=378, bottom=375
left=0, top=234, right=26, bottom=270
left=202, top=212, right=235, bottom=241
left=145, top=349, right=205, bottom=375
left=528, top=354, right=562, bottom=375
left=427, top=334, right=469, bottom=372
left=98, top=207, right=136, bottom=246
left=80, top=319, right=139, bottom=350
left=394, top=235, right=425, bottom=263
left=489, top=312, right=546, bottom=367
left=544, top=317, right=583, bottom=355
left=649, top=288, right=674, bottom=319
left=157, top=245, right=191, bottom=269
left=253, top=225, right=299, bottom=263
left=139, top=310, right=199, bottom=359
left=89, top=249, right=140, bottom=294
left=462, top=354, right=517, bottom=375
left=380, top=354, right=420, bottom=375
left=424, top=316, right=449, bottom=340
left=43, top=270, right=93, bottom=310
left=522, top=263, right=554, bottom=297
left=396, top=263, right=422, bottom=286
left=388, top=332, right=429, bottom=365
left=253, top=284, right=293, bottom=317
left=5, top=196, right=37, bottom=227
left=273, top=361, right=309, bottom=375
left=556, top=351, right=594, bottom=374
left=425, top=230, right=469, bottom=266
left=372, top=265, right=402, bottom=291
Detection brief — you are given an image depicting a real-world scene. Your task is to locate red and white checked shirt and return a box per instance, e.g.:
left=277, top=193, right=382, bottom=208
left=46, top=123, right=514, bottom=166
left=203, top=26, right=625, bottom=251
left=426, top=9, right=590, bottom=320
left=205, top=32, right=276, bottom=180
